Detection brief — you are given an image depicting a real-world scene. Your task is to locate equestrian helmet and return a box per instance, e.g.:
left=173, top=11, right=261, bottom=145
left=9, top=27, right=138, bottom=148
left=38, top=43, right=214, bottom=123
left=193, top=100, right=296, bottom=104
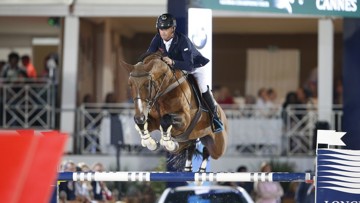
left=156, top=13, right=176, bottom=29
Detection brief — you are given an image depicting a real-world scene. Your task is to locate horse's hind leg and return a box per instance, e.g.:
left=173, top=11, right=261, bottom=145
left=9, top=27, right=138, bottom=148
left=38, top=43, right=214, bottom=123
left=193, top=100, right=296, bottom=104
left=200, top=132, right=227, bottom=160
left=184, top=143, right=196, bottom=172
left=199, top=147, right=210, bottom=173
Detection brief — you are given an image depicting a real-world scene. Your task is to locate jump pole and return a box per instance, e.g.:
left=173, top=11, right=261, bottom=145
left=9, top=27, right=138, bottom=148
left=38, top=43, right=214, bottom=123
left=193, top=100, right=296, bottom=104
left=58, top=171, right=312, bottom=183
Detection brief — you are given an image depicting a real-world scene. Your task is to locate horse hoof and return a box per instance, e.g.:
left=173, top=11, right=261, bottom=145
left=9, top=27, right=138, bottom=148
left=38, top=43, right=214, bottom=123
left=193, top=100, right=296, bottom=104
left=198, top=168, right=206, bottom=173
left=147, top=140, right=158, bottom=151
left=184, top=166, right=192, bottom=172
left=165, top=141, right=178, bottom=152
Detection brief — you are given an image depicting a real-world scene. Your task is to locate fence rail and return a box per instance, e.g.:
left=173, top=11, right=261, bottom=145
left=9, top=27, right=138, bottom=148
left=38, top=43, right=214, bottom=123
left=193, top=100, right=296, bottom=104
left=58, top=171, right=312, bottom=182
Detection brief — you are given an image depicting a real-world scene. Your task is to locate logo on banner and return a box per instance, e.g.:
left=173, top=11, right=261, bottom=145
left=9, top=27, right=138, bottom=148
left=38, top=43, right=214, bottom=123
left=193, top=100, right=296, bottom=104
left=191, top=27, right=207, bottom=49
left=316, top=130, right=360, bottom=202
left=316, top=0, right=357, bottom=12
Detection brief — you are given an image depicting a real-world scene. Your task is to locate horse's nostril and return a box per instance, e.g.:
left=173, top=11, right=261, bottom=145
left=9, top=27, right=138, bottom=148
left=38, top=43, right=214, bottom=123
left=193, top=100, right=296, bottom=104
left=134, top=114, right=146, bottom=124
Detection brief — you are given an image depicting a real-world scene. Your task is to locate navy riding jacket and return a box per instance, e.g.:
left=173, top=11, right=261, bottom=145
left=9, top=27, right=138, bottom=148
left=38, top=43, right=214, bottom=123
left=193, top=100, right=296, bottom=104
left=147, top=31, right=209, bottom=72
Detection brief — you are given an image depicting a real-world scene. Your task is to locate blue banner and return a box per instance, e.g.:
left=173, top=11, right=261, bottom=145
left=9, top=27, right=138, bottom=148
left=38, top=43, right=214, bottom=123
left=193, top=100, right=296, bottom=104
left=316, top=149, right=360, bottom=202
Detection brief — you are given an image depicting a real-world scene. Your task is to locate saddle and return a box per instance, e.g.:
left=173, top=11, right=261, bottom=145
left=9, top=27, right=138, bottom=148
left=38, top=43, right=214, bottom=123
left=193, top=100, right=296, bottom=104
left=186, top=74, right=207, bottom=112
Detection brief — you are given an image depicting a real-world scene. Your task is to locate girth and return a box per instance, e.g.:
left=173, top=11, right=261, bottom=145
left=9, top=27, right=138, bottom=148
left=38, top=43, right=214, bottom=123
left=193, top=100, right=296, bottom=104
left=173, top=74, right=206, bottom=142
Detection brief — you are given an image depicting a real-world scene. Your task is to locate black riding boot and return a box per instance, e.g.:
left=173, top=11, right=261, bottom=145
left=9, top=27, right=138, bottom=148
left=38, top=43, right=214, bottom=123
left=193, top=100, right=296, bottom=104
left=202, top=88, right=224, bottom=133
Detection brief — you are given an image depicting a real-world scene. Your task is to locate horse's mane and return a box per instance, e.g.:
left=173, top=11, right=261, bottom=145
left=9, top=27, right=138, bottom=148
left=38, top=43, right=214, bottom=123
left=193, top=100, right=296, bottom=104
left=137, top=51, right=163, bottom=63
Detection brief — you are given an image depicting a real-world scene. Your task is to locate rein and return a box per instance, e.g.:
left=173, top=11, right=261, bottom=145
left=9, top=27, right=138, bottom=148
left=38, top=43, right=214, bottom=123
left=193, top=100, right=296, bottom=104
left=130, top=61, right=188, bottom=111
left=151, top=74, right=187, bottom=103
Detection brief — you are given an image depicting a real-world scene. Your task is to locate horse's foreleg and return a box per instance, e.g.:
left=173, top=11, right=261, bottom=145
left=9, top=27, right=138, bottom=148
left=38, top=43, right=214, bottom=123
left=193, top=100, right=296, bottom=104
left=135, top=122, right=158, bottom=151
left=159, top=114, right=179, bottom=152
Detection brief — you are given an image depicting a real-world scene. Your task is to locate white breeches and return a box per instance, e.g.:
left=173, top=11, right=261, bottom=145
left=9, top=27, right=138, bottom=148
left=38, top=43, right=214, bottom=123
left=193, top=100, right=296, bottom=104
left=191, top=67, right=211, bottom=93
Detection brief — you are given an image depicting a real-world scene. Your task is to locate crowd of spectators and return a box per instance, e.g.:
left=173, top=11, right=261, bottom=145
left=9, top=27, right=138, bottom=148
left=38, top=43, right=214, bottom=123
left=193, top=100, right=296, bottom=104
left=213, top=85, right=282, bottom=118
left=59, top=161, right=113, bottom=203
left=0, top=51, right=59, bottom=127
left=222, top=162, right=315, bottom=203
left=212, top=78, right=342, bottom=120
left=0, top=51, right=59, bottom=82
left=58, top=161, right=157, bottom=203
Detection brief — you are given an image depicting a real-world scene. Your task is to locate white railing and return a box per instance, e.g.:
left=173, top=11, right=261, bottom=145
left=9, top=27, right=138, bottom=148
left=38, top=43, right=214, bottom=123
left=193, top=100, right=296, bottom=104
left=0, top=81, right=343, bottom=156
left=75, top=103, right=343, bottom=156
left=0, top=78, right=57, bottom=129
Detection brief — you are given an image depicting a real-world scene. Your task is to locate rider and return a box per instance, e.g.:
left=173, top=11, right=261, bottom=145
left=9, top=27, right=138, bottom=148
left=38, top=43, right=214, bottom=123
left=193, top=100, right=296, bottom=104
left=147, top=13, right=224, bottom=133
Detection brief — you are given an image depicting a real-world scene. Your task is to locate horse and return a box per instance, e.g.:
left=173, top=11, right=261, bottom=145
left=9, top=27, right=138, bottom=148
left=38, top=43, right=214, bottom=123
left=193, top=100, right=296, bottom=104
left=120, top=52, right=228, bottom=172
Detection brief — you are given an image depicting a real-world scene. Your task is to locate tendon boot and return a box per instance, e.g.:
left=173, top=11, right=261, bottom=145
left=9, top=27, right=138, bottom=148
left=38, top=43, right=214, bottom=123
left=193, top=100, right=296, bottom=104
left=202, top=87, right=224, bottom=133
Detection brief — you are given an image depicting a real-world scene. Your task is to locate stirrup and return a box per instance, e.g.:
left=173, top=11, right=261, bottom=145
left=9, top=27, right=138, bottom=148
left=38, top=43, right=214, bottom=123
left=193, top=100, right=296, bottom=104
left=212, top=117, right=224, bottom=133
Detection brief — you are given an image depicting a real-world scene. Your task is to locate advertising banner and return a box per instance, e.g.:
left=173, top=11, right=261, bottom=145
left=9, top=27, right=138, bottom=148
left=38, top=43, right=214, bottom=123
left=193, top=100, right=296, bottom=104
left=190, top=0, right=360, bottom=18
left=188, top=8, right=213, bottom=87
left=316, top=130, right=360, bottom=202
left=317, top=149, right=360, bottom=202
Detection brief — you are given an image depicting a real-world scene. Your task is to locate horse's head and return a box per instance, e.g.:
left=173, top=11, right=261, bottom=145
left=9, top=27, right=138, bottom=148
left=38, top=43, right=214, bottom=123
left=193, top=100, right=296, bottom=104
left=120, top=53, right=170, bottom=125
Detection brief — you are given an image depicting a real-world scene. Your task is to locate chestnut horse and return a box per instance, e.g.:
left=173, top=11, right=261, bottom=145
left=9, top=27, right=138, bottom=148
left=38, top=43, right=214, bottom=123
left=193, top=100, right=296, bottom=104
left=121, top=52, right=228, bottom=172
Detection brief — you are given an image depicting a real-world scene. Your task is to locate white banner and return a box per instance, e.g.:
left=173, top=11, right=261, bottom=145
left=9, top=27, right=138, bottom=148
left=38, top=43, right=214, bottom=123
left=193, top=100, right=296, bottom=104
left=188, top=8, right=212, bottom=88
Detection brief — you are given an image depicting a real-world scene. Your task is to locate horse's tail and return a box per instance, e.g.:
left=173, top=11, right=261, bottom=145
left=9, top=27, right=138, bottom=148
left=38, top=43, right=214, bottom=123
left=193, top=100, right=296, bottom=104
left=166, top=152, right=187, bottom=172
left=166, top=141, right=201, bottom=172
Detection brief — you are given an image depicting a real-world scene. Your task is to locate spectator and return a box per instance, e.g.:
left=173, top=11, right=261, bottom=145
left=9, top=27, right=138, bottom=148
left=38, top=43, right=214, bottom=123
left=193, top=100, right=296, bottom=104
left=295, top=169, right=315, bottom=203
left=1, top=52, right=28, bottom=82
left=242, top=94, right=256, bottom=117
left=41, top=53, right=60, bottom=111
left=59, top=161, right=78, bottom=202
left=296, top=87, right=309, bottom=105
left=91, top=162, right=112, bottom=202
left=217, top=86, right=235, bottom=105
left=267, top=88, right=277, bottom=106
left=254, top=162, right=284, bottom=203
left=76, top=162, right=93, bottom=202
left=21, top=55, right=37, bottom=78
left=267, top=88, right=280, bottom=116
left=103, top=92, right=124, bottom=149
left=0, top=60, right=5, bottom=73
left=235, top=165, right=254, bottom=196
left=297, top=87, right=317, bottom=108
left=245, top=94, right=256, bottom=105
left=255, top=87, right=271, bottom=117
left=1, top=52, right=28, bottom=127
left=41, top=53, right=59, bottom=84
left=303, top=67, right=318, bottom=99
left=256, top=88, right=268, bottom=108
left=296, top=87, right=317, bottom=120
left=295, top=176, right=312, bottom=203
left=233, top=89, right=245, bottom=107
left=281, top=91, right=299, bottom=125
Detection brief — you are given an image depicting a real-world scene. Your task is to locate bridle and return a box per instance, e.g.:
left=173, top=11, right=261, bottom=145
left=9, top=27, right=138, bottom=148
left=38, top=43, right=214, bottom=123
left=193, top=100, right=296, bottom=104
left=129, top=60, right=187, bottom=111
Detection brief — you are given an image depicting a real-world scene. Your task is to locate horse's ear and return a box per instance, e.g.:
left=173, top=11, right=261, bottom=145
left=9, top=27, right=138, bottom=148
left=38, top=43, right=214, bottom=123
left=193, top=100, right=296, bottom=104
left=119, top=60, right=134, bottom=73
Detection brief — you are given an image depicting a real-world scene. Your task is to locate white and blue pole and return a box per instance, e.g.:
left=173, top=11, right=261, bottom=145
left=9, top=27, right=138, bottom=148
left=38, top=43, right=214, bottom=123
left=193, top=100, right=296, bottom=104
left=58, top=171, right=312, bottom=183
